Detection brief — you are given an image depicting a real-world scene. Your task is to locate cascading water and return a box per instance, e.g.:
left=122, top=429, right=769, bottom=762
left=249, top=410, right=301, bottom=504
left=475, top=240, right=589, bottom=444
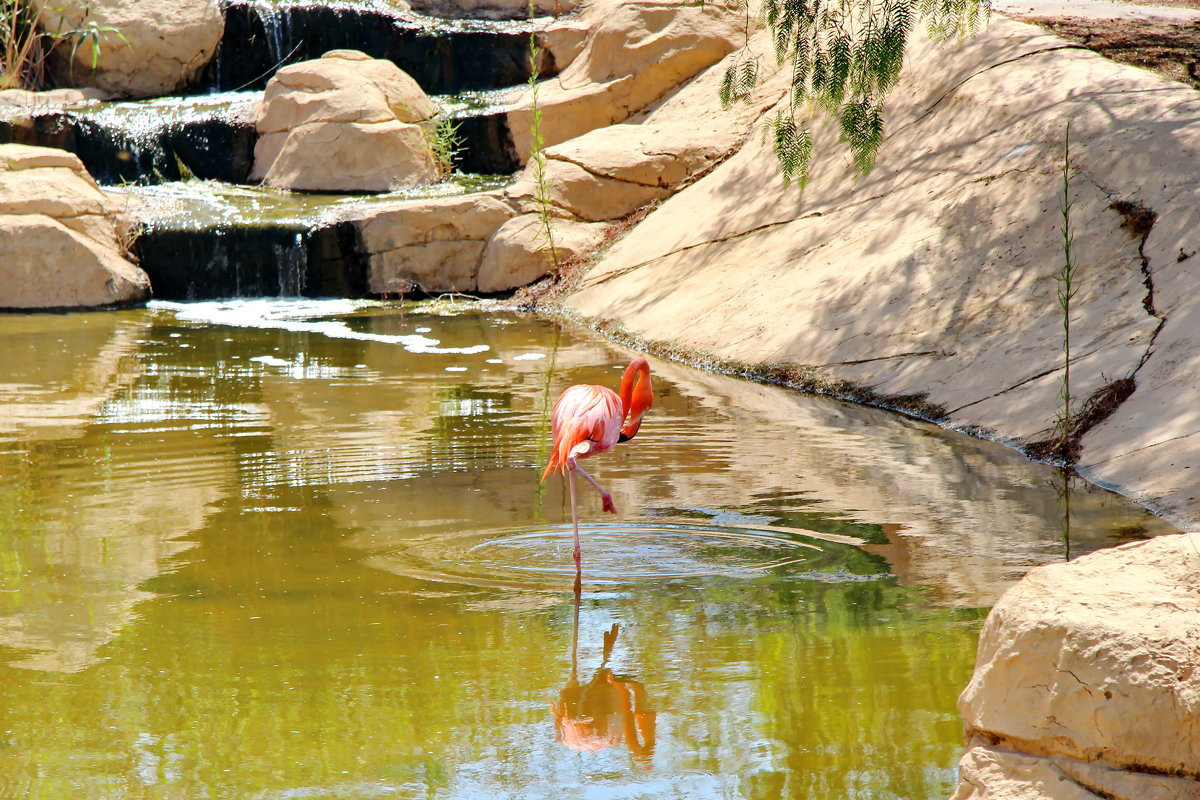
left=123, top=176, right=509, bottom=300
left=276, top=232, right=309, bottom=296
left=202, top=0, right=549, bottom=94
left=0, top=93, right=260, bottom=184
left=0, top=1, right=537, bottom=299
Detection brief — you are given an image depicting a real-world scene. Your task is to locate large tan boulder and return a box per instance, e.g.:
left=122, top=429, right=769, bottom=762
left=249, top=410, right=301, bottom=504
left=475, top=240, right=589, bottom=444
left=506, top=0, right=741, bottom=161
left=358, top=192, right=517, bottom=293
left=477, top=213, right=612, bottom=292
left=0, top=144, right=149, bottom=309
left=506, top=118, right=752, bottom=223
left=252, top=51, right=441, bottom=192
left=0, top=214, right=149, bottom=309
left=952, top=533, right=1200, bottom=799
left=31, top=0, right=222, bottom=98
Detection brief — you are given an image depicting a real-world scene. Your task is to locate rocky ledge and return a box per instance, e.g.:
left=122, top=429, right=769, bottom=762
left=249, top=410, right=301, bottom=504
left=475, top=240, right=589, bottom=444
left=0, top=144, right=150, bottom=310
left=953, top=532, right=1200, bottom=799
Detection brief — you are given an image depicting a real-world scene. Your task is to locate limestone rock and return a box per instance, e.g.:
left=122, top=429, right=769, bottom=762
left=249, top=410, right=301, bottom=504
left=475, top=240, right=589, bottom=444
left=31, top=0, right=223, bottom=98
left=506, top=0, right=741, bottom=161
left=477, top=213, right=611, bottom=292
left=252, top=50, right=440, bottom=192
left=953, top=533, right=1200, bottom=797
left=0, top=88, right=109, bottom=108
left=537, top=17, right=590, bottom=71
left=951, top=742, right=1200, bottom=800
left=359, top=192, right=517, bottom=293
left=0, top=145, right=119, bottom=244
left=0, top=144, right=149, bottom=309
left=0, top=214, right=149, bottom=309
left=506, top=122, right=737, bottom=222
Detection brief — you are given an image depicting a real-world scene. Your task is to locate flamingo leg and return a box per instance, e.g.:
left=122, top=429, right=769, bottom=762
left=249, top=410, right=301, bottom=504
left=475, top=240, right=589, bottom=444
left=573, top=464, right=616, bottom=514
left=569, top=468, right=582, bottom=574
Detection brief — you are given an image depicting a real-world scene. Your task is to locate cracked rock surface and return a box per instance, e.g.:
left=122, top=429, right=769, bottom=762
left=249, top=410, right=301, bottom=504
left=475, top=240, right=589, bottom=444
left=569, top=17, right=1200, bottom=528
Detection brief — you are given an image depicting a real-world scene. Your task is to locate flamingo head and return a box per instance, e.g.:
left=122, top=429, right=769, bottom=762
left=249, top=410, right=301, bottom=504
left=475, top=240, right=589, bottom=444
left=618, top=358, right=652, bottom=442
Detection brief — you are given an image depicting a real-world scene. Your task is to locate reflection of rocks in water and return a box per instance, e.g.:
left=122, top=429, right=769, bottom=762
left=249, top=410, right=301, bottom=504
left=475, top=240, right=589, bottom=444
left=0, top=313, right=146, bottom=442
left=641, top=360, right=1177, bottom=607
left=552, top=595, right=656, bottom=769
left=0, top=315, right=237, bottom=671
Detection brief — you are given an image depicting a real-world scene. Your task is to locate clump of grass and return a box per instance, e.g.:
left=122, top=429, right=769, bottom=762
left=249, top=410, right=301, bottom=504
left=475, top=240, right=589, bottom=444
left=1053, top=120, right=1079, bottom=459
left=428, top=116, right=462, bottom=179
left=1, top=0, right=47, bottom=90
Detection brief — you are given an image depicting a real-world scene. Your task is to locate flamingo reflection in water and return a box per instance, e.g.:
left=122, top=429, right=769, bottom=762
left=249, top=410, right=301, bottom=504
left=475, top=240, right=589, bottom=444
left=541, top=358, right=653, bottom=573
left=550, top=588, right=657, bottom=769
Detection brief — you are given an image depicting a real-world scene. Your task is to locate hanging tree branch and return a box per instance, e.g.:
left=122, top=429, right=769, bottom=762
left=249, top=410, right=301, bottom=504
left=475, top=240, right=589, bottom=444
left=724, top=0, right=990, bottom=186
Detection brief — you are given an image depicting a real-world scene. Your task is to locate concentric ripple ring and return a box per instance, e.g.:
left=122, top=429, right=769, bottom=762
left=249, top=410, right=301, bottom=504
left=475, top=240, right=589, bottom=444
left=365, top=519, right=879, bottom=591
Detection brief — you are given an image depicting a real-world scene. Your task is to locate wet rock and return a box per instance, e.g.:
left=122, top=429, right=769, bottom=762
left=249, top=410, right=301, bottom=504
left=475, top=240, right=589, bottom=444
left=359, top=192, right=516, bottom=293
left=952, top=742, right=1200, bottom=800
left=31, top=0, right=223, bottom=98
left=408, top=0, right=576, bottom=20
left=252, top=50, right=440, bottom=192
left=0, top=144, right=149, bottom=309
left=952, top=532, right=1200, bottom=799
left=477, top=212, right=611, bottom=292
left=0, top=88, right=110, bottom=108
left=134, top=224, right=367, bottom=301
left=506, top=0, right=741, bottom=161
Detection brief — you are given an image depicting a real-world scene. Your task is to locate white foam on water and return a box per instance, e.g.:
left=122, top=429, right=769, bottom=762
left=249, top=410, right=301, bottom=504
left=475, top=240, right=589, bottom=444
left=153, top=299, right=491, bottom=355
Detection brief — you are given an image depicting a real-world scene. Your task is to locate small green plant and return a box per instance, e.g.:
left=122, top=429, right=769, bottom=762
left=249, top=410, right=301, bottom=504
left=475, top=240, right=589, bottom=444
left=525, top=0, right=561, bottom=274
left=1053, top=121, right=1078, bottom=458
left=428, top=116, right=463, bottom=179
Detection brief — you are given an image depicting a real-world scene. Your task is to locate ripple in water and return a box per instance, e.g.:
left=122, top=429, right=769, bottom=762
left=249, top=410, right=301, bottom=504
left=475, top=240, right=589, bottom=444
left=367, top=520, right=884, bottom=591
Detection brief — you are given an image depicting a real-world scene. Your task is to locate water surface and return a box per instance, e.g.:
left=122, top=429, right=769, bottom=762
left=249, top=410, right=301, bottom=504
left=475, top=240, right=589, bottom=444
left=0, top=300, right=1174, bottom=799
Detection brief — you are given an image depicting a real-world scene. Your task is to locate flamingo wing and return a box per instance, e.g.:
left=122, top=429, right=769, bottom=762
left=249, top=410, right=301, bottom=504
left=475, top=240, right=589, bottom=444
left=541, top=384, right=623, bottom=481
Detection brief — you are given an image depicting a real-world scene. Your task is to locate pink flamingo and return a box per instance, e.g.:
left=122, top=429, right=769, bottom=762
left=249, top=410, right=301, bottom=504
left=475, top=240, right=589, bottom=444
left=541, top=358, right=653, bottom=573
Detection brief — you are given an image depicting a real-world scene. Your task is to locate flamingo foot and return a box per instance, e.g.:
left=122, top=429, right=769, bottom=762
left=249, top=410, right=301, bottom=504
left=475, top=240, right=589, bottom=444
left=601, top=492, right=616, bottom=514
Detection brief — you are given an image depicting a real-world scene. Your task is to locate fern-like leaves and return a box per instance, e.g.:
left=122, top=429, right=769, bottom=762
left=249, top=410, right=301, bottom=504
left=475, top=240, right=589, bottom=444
left=733, top=0, right=990, bottom=185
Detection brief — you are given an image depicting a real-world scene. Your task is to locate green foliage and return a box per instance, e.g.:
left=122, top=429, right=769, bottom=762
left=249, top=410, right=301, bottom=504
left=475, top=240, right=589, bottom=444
left=728, top=0, right=990, bottom=186
left=428, top=116, right=463, bottom=179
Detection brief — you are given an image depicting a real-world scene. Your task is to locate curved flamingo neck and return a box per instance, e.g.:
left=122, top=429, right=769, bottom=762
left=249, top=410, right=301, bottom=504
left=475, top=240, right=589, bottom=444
left=618, top=358, right=652, bottom=441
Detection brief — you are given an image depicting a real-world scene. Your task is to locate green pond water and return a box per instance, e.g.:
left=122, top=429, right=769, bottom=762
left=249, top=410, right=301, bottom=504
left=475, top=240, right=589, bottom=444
left=0, top=300, right=1175, bottom=799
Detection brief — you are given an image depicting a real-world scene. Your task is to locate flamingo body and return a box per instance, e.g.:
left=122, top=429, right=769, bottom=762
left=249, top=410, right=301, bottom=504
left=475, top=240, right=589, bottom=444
left=542, top=384, right=623, bottom=482
left=541, top=358, right=653, bottom=572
